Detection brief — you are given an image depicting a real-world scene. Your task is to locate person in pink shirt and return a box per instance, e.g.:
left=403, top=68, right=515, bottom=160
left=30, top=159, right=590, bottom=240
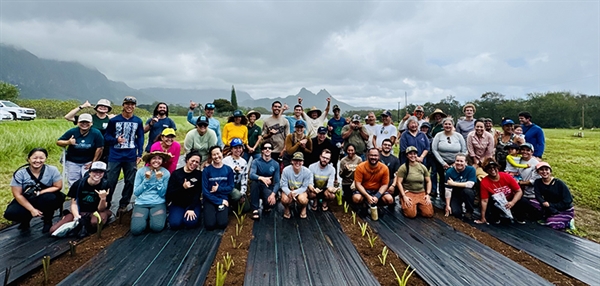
left=466, top=118, right=495, bottom=167
left=150, top=128, right=181, bottom=173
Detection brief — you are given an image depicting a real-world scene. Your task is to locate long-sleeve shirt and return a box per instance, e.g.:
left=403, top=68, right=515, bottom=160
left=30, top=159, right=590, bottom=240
left=104, top=114, right=144, bottom=162
left=431, top=132, right=467, bottom=165
left=466, top=131, right=495, bottom=164
left=285, top=134, right=313, bottom=155
left=456, top=117, right=475, bottom=140
left=222, top=122, right=248, bottom=146
left=399, top=130, right=430, bottom=165
left=150, top=141, right=181, bottom=174
left=183, top=129, right=217, bottom=164
left=202, top=164, right=234, bottom=205
left=249, top=157, right=281, bottom=193
left=166, top=168, right=202, bottom=210
left=187, top=111, right=223, bottom=147
left=222, top=156, right=248, bottom=194
left=280, top=165, right=313, bottom=195
left=534, top=178, right=573, bottom=213
left=134, top=166, right=170, bottom=205
left=521, top=123, right=545, bottom=158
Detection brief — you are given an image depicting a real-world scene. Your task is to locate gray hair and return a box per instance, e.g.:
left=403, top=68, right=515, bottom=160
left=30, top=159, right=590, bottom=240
left=406, top=116, right=419, bottom=127
left=442, top=117, right=454, bottom=125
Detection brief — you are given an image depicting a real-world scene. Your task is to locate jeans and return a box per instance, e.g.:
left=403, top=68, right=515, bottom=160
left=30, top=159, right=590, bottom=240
left=203, top=200, right=229, bottom=231
left=250, top=180, right=275, bottom=211
left=65, top=160, right=91, bottom=188
left=448, top=187, right=475, bottom=218
left=168, top=204, right=201, bottom=230
left=106, top=161, right=137, bottom=208
left=131, top=203, right=166, bottom=235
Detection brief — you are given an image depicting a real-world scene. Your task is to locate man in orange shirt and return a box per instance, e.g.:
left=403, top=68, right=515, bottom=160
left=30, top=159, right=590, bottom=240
left=353, top=148, right=395, bottom=207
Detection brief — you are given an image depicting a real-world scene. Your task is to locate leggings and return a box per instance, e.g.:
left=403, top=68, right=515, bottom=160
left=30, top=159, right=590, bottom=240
left=203, top=200, right=229, bottom=231
left=130, top=204, right=166, bottom=235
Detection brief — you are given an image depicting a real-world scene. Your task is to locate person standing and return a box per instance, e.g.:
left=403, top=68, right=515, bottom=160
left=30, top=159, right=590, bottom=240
left=466, top=119, right=495, bottom=167
left=249, top=142, right=280, bottom=220
left=222, top=110, right=248, bottom=147
left=484, top=118, right=501, bottom=138
left=184, top=116, right=218, bottom=166
left=398, top=105, right=428, bottom=133
left=144, top=102, right=176, bottom=153
left=428, top=108, right=447, bottom=139
left=327, top=104, right=347, bottom=174
left=373, top=110, right=397, bottom=151
left=262, top=101, right=289, bottom=161
left=364, top=112, right=378, bottom=149
left=444, top=153, right=477, bottom=219
left=456, top=103, right=476, bottom=140
left=301, top=97, right=331, bottom=138
left=518, top=111, right=545, bottom=159
left=202, top=146, right=234, bottom=230
left=308, top=150, right=337, bottom=212
left=431, top=117, right=467, bottom=200
left=64, top=99, right=115, bottom=162
left=399, top=116, right=430, bottom=165
left=57, top=113, right=104, bottom=187
left=280, top=152, right=312, bottom=219
left=245, top=110, right=263, bottom=161
left=341, top=114, right=369, bottom=159
left=188, top=102, right=223, bottom=147
left=104, top=96, right=144, bottom=212
left=282, top=103, right=306, bottom=134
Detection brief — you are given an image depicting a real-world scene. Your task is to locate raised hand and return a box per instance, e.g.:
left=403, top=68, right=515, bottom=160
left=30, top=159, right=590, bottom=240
left=95, top=188, right=109, bottom=200
left=155, top=170, right=163, bottom=180
left=82, top=100, right=92, bottom=108
left=68, top=135, right=76, bottom=145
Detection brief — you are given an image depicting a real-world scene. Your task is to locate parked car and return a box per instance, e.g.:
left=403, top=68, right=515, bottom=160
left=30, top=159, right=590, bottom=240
left=0, top=100, right=36, bottom=120
left=0, top=109, right=13, bottom=121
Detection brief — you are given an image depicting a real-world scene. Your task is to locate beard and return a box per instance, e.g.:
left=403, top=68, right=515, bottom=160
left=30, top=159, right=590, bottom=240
left=158, top=110, right=167, bottom=115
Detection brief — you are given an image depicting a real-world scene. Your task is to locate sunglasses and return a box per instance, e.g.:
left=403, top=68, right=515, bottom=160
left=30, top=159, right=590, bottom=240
left=447, top=137, right=451, bottom=144
left=263, top=146, right=273, bottom=150
left=123, top=97, right=137, bottom=103
left=205, top=103, right=215, bottom=109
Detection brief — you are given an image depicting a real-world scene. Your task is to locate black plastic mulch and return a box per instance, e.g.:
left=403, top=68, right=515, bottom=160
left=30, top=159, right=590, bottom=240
left=368, top=206, right=553, bottom=286
left=58, top=226, right=223, bottom=286
left=244, top=206, right=379, bottom=286
left=471, top=221, right=600, bottom=285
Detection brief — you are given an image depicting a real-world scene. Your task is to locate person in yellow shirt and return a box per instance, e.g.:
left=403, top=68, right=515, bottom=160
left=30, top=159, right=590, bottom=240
left=222, top=110, right=248, bottom=147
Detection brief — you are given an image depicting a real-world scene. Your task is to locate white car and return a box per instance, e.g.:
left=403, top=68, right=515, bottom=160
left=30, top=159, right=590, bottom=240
left=0, top=109, right=13, bottom=121
left=0, top=100, right=36, bottom=120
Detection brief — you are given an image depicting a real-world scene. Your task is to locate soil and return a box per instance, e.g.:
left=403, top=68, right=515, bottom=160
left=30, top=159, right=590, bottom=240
left=16, top=212, right=131, bottom=286
left=204, top=211, right=254, bottom=286
left=435, top=208, right=586, bottom=286
left=331, top=204, right=428, bottom=286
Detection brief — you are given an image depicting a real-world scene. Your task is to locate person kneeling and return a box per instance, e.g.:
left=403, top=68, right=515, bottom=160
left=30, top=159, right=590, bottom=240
left=50, top=161, right=112, bottom=237
left=131, top=151, right=171, bottom=235
left=396, top=146, right=434, bottom=218
left=166, top=152, right=202, bottom=230
left=444, top=153, right=476, bottom=220
left=203, top=146, right=234, bottom=230
left=352, top=148, right=394, bottom=215
left=308, top=149, right=337, bottom=211
left=281, top=152, right=311, bottom=219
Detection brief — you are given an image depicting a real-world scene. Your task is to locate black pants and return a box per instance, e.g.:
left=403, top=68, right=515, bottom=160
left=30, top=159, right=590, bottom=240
left=4, top=192, right=65, bottom=224
left=485, top=196, right=531, bottom=221
left=433, top=161, right=446, bottom=197
left=250, top=180, right=275, bottom=211
left=203, top=200, right=229, bottom=231
left=449, top=187, right=475, bottom=218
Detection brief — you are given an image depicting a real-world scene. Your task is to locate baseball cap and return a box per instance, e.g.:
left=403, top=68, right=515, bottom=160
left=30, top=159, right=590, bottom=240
left=230, top=138, right=244, bottom=147
left=414, top=106, right=424, bottom=112
left=161, top=128, right=176, bottom=137
left=519, top=143, right=534, bottom=152
left=317, top=126, right=328, bottom=134
left=78, top=113, right=93, bottom=123
left=122, top=96, right=137, bottom=104
left=196, top=116, right=209, bottom=126
left=332, top=104, right=340, bottom=111
left=205, top=103, right=215, bottom=110
left=233, top=110, right=244, bottom=117
left=89, top=161, right=107, bottom=172
left=405, top=146, right=418, bottom=154
left=292, top=152, right=304, bottom=161
left=482, top=158, right=500, bottom=170
left=295, top=120, right=306, bottom=128
left=501, top=118, right=515, bottom=126
left=351, top=114, right=361, bottom=122
left=535, top=162, right=552, bottom=171
left=381, top=110, right=392, bottom=117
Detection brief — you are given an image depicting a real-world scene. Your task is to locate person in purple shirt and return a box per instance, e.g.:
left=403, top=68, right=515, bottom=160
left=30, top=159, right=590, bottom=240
left=399, top=116, right=430, bottom=165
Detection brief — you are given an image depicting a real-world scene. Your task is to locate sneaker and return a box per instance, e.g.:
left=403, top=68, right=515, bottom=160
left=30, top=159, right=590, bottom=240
left=493, top=219, right=501, bottom=225
left=568, top=218, right=576, bottom=231
left=515, top=218, right=526, bottom=225
left=42, top=223, right=52, bottom=233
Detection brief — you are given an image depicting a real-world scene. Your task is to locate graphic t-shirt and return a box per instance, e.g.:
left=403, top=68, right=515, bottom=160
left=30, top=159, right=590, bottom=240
left=105, top=114, right=144, bottom=162
left=247, top=124, right=262, bottom=153
left=328, top=117, right=347, bottom=144
left=339, top=155, right=362, bottom=185
left=480, top=172, right=521, bottom=201
left=68, top=177, right=109, bottom=213
left=73, top=114, right=110, bottom=135
left=308, top=162, right=335, bottom=190
left=375, top=124, right=398, bottom=148
left=262, top=116, right=289, bottom=153
left=59, top=127, right=104, bottom=163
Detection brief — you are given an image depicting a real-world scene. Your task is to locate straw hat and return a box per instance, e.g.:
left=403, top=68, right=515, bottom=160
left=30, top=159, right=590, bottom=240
left=307, top=106, right=322, bottom=117
left=246, top=110, right=261, bottom=120
left=428, top=108, right=447, bottom=121
left=142, top=151, right=172, bottom=164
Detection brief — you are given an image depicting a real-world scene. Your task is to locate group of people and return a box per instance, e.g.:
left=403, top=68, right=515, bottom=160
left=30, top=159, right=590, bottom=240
left=3, top=96, right=575, bottom=237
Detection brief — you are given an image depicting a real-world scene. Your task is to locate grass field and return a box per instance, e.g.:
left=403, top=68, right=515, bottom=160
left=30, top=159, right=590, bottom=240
left=1, top=117, right=598, bottom=238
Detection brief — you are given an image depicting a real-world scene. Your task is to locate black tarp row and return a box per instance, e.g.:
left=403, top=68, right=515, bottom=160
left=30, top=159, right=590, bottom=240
left=367, top=206, right=553, bottom=286
left=471, top=221, right=600, bottom=285
left=58, top=227, right=223, bottom=286
left=244, top=206, right=379, bottom=286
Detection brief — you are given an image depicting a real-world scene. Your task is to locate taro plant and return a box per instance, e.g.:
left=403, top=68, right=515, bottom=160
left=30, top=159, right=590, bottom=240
left=93, top=211, right=103, bottom=238
left=378, top=246, right=389, bottom=265
left=237, top=200, right=246, bottom=216
left=69, top=241, right=77, bottom=256
left=335, top=188, right=343, bottom=205
left=223, top=252, right=234, bottom=271
left=215, top=262, right=227, bottom=286
left=230, top=235, right=243, bottom=249
left=233, top=211, right=246, bottom=226
left=343, top=201, right=349, bottom=213
left=390, top=263, right=416, bottom=286
left=235, top=223, right=243, bottom=236
left=359, top=221, right=368, bottom=237
left=366, top=232, right=378, bottom=248
left=42, top=256, right=51, bottom=285
left=351, top=211, right=357, bottom=225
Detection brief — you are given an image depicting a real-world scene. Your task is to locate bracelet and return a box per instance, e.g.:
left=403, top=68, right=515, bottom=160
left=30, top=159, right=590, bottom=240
left=78, top=106, right=83, bottom=110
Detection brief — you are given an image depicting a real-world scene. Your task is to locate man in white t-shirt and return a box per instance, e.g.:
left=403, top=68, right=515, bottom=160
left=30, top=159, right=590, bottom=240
left=364, top=112, right=378, bottom=149
left=373, top=110, right=397, bottom=152
left=300, top=97, right=331, bottom=138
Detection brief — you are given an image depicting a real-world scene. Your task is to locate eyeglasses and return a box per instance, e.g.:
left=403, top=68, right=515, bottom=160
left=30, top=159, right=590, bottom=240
left=447, top=137, right=451, bottom=144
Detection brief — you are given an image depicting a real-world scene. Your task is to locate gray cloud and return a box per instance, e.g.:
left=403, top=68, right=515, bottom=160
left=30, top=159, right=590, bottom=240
left=1, top=1, right=597, bottom=108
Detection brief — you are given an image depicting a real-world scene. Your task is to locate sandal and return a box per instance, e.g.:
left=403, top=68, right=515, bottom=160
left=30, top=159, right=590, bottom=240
left=283, top=211, right=291, bottom=219
left=251, top=210, right=260, bottom=220
left=300, top=212, right=307, bottom=219
left=310, top=201, right=318, bottom=211
left=322, top=203, right=329, bottom=212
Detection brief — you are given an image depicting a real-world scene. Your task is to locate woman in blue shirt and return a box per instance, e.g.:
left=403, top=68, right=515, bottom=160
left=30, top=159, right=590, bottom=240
left=202, top=146, right=234, bottom=230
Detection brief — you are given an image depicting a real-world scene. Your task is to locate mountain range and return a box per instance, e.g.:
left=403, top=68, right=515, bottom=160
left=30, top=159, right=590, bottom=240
left=0, top=44, right=372, bottom=111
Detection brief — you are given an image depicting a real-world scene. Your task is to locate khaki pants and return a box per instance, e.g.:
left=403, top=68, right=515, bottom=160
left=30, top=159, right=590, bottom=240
left=401, top=192, right=434, bottom=218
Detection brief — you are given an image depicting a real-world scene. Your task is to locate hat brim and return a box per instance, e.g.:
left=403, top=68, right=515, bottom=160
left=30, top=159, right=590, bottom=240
left=89, top=168, right=106, bottom=172
left=94, top=105, right=113, bottom=112
left=142, top=152, right=172, bottom=163
left=247, top=111, right=261, bottom=119
left=308, top=110, right=322, bottom=117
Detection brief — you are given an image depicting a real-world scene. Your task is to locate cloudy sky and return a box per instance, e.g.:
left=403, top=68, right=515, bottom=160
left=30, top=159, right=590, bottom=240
left=1, top=1, right=598, bottom=108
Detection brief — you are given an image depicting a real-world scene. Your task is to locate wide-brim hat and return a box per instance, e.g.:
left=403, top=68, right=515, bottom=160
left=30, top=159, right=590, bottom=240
left=246, top=110, right=261, bottom=120
left=428, top=108, right=447, bottom=120
left=142, top=151, right=172, bottom=164
left=94, top=99, right=112, bottom=112
left=463, top=103, right=476, bottom=113
left=307, top=106, right=322, bottom=117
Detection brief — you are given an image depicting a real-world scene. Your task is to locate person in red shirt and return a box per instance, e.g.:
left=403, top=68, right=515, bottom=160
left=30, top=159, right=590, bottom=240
left=476, top=157, right=531, bottom=225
